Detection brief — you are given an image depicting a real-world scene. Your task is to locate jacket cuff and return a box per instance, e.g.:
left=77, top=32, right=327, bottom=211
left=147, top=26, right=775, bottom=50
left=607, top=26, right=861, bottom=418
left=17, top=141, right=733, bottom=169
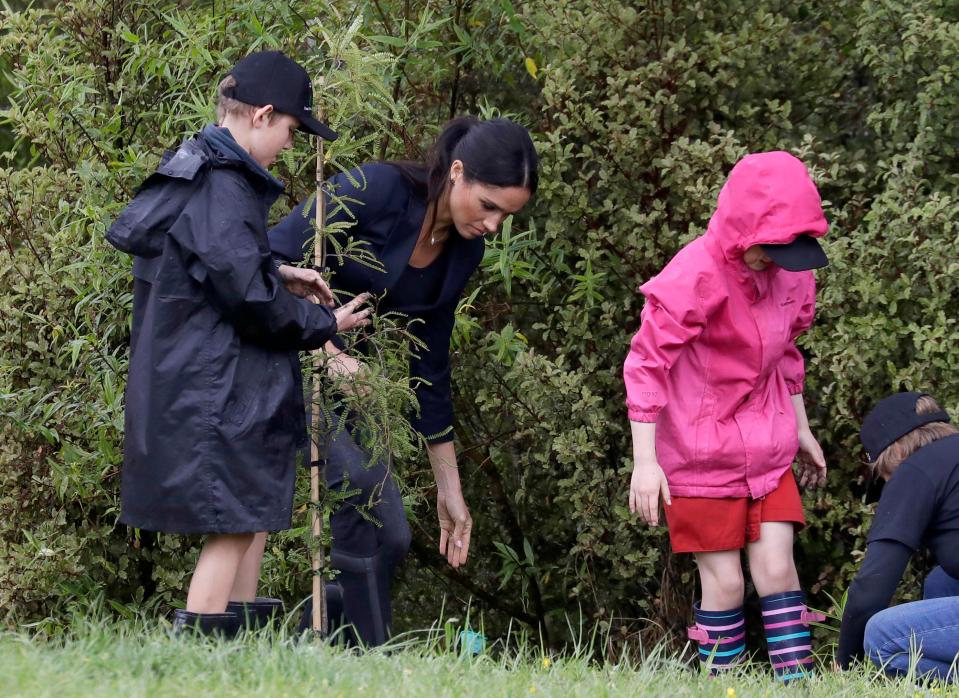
left=424, top=427, right=455, bottom=445
left=787, top=382, right=804, bottom=396
left=627, top=407, right=660, bottom=422
left=411, top=412, right=455, bottom=444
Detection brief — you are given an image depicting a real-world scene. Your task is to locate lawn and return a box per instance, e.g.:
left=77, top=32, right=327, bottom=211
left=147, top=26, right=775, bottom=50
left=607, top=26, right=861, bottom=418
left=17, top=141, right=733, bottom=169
left=0, top=618, right=951, bottom=697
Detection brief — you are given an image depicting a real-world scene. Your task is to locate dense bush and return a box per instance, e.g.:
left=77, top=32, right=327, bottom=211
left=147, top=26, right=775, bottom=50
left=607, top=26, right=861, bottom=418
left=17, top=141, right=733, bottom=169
left=2, top=0, right=957, bottom=658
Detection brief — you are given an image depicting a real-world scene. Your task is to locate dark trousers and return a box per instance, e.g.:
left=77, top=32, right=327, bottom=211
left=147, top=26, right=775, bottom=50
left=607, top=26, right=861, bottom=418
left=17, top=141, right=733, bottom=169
left=322, top=424, right=412, bottom=646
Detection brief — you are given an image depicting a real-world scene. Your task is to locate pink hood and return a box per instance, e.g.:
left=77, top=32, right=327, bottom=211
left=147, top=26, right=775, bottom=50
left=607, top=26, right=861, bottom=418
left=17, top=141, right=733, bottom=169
left=708, top=150, right=828, bottom=261
left=623, top=152, right=827, bottom=498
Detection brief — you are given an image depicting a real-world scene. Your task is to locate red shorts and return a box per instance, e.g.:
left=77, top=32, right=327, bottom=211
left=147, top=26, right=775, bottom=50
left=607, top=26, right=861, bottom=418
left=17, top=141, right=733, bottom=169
left=663, top=469, right=805, bottom=553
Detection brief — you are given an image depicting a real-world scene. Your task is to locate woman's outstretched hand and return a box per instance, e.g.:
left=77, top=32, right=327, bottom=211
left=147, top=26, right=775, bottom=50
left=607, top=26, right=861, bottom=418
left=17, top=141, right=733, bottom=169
left=437, top=487, right=472, bottom=569
left=796, top=428, right=827, bottom=489
left=279, top=266, right=370, bottom=332
left=629, top=460, right=671, bottom=526
left=332, top=293, right=372, bottom=332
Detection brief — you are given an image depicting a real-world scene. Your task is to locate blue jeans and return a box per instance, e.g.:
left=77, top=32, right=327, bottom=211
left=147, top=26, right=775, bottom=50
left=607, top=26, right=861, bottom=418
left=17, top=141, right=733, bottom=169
left=864, top=566, right=959, bottom=683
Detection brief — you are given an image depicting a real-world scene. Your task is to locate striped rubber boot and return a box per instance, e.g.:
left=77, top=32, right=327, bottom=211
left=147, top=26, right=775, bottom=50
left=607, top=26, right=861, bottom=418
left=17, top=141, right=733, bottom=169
left=687, top=603, right=746, bottom=674
left=760, top=590, right=825, bottom=682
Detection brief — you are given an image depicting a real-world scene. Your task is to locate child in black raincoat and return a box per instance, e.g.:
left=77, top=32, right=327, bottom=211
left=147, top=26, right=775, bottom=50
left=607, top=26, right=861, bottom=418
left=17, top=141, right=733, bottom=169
left=106, top=51, right=370, bottom=636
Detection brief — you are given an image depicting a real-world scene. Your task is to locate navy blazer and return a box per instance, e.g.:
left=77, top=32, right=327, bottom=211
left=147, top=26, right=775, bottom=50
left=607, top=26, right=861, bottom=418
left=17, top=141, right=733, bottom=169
left=269, top=163, right=485, bottom=442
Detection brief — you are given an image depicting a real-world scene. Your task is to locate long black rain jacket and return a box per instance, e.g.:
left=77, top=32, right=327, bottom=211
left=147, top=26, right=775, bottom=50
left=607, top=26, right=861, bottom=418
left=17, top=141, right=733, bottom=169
left=106, top=125, right=336, bottom=534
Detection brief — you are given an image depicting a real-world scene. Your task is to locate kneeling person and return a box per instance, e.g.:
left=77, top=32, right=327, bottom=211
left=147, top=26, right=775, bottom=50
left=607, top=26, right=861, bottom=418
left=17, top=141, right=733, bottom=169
left=839, top=391, right=959, bottom=683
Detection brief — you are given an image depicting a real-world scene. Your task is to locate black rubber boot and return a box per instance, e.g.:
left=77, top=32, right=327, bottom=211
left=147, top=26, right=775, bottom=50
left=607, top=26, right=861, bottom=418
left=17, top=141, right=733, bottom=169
left=297, top=582, right=358, bottom=645
left=226, top=597, right=285, bottom=631
left=330, top=549, right=390, bottom=647
left=172, top=609, right=241, bottom=639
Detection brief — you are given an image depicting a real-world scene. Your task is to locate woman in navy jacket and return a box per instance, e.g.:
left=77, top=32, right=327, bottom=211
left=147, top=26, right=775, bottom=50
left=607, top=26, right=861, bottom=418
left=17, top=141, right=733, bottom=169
left=270, top=117, right=538, bottom=644
left=839, top=391, right=959, bottom=682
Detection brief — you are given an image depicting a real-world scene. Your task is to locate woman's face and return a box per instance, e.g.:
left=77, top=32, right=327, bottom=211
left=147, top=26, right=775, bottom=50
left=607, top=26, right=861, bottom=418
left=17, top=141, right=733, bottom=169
left=743, top=244, right=773, bottom=271
left=447, top=160, right=532, bottom=239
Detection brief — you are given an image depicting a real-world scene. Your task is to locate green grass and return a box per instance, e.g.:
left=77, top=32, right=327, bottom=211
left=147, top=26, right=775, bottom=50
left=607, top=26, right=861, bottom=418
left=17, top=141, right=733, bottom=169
left=0, top=618, right=952, bottom=697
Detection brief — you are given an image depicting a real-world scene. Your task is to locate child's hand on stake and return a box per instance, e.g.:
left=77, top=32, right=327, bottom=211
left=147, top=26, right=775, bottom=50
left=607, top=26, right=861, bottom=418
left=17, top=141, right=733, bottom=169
left=629, top=461, right=671, bottom=526
left=277, top=264, right=334, bottom=305
left=796, top=428, right=827, bottom=488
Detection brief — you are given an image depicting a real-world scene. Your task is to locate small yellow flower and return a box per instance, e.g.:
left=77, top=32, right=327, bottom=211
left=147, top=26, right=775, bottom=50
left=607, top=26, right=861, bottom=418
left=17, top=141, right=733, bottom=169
left=542, top=657, right=552, bottom=669
left=403, top=668, right=412, bottom=677
left=726, top=689, right=736, bottom=698
left=528, top=687, right=537, bottom=694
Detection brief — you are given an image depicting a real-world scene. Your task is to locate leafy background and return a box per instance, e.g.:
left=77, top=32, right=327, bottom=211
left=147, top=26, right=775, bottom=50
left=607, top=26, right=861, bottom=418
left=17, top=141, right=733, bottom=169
left=1, top=0, right=957, bottom=659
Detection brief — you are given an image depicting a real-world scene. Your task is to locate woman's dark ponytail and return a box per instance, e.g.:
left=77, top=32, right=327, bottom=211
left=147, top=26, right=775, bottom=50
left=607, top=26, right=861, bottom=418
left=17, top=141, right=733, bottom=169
left=424, top=115, right=480, bottom=206
left=388, top=116, right=538, bottom=210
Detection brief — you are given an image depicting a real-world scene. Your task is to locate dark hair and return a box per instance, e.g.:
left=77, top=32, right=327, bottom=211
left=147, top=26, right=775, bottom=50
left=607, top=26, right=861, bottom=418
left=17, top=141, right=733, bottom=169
left=388, top=116, right=538, bottom=210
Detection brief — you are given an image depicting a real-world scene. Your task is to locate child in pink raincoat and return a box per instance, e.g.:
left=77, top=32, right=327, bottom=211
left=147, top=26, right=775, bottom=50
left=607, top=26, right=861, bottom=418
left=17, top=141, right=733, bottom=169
left=623, top=151, right=829, bottom=681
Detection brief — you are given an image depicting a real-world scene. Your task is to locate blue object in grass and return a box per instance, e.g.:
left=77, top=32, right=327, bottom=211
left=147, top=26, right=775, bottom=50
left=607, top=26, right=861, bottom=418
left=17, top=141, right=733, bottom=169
left=459, top=629, right=486, bottom=655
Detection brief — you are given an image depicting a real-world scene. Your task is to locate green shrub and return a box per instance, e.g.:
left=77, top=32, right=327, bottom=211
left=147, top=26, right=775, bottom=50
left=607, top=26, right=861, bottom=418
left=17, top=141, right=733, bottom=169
left=3, top=0, right=958, bottom=659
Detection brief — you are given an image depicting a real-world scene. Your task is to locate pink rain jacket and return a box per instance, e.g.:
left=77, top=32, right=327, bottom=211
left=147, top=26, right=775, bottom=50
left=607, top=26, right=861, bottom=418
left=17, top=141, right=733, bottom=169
left=623, top=152, right=828, bottom=499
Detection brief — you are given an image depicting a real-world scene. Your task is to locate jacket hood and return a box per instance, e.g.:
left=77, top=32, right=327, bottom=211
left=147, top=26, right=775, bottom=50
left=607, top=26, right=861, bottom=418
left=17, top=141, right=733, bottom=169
left=706, top=151, right=828, bottom=262
left=105, top=137, right=212, bottom=257
left=106, top=126, right=282, bottom=257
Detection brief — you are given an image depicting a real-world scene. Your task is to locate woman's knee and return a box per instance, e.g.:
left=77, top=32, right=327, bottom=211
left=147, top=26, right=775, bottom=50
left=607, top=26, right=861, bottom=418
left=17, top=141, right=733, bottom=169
left=380, top=519, right=412, bottom=560
left=864, top=602, right=919, bottom=666
left=864, top=612, right=895, bottom=664
left=377, top=483, right=412, bottom=559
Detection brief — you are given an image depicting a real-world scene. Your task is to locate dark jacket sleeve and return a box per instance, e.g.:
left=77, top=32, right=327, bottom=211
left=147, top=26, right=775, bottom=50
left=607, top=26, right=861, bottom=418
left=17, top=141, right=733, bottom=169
left=169, top=172, right=337, bottom=351
left=269, top=164, right=400, bottom=264
left=409, top=300, right=457, bottom=443
left=837, top=540, right=912, bottom=668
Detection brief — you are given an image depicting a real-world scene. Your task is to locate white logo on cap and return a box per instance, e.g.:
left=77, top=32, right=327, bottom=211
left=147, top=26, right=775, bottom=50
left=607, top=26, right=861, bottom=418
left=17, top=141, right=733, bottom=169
left=304, top=106, right=312, bottom=112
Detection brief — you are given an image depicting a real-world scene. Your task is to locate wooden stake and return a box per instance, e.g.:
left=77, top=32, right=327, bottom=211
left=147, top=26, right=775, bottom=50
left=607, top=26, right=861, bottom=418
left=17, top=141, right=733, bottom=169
left=310, top=76, right=328, bottom=638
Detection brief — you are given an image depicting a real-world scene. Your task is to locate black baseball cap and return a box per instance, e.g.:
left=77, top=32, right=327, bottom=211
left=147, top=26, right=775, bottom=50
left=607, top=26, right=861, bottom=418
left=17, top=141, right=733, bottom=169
left=223, top=51, right=337, bottom=140
left=762, top=234, right=828, bottom=271
left=860, top=391, right=952, bottom=462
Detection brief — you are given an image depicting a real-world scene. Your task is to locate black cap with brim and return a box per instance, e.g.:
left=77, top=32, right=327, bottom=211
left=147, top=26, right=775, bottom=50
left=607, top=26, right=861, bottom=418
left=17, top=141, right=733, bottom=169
left=225, top=51, right=338, bottom=141
left=860, top=391, right=952, bottom=463
left=761, top=234, right=828, bottom=271
left=295, top=114, right=338, bottom=141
